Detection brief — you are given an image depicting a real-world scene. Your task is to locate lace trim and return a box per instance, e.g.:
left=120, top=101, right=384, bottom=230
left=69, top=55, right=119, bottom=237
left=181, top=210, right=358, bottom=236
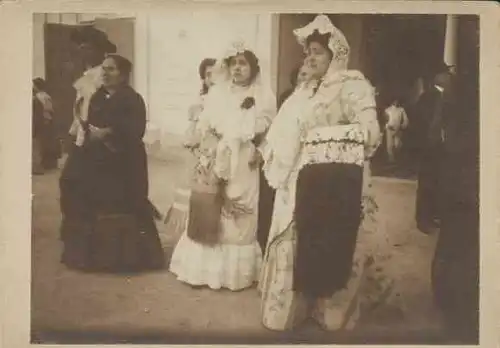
left=299, top=125, right=365, bottom=169
left=302, top=124, right=366, bottom=144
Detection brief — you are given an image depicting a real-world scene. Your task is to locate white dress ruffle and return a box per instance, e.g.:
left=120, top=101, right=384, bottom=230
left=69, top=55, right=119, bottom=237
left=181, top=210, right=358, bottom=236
left=170, top=232, right=262, bottom=291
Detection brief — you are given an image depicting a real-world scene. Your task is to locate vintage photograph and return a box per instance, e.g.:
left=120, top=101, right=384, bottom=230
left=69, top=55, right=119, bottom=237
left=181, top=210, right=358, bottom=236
left=30, top=11, right=479, bottom=345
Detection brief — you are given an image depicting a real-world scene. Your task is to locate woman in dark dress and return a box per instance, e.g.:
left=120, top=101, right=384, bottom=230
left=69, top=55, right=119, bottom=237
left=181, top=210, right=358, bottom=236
left=60, top=54, right=165, bottom=272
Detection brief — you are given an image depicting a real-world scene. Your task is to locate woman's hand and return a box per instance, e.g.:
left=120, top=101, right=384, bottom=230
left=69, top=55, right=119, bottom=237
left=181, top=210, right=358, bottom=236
left=248, top=149, right=263, bottom=170
left=88, top=125, right=112, bottom=142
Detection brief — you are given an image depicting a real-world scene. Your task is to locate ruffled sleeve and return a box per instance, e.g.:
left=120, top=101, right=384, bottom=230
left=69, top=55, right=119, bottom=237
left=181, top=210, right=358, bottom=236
left=183, top=95, right=205, bottom=147
left=340, top=74, right=381, bottom=159
left=262, top=94, right=303, bottom=189
left=254, top=90, right=277, bottom=139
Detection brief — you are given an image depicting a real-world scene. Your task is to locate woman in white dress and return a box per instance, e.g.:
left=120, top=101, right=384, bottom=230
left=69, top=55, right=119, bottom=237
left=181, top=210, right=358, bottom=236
left=259, top=15, right=394, bottom=331
left=169, top=41, right=277, bottom=291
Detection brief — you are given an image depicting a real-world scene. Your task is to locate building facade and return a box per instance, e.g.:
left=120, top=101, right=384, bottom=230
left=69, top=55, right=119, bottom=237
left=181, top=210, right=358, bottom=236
left=34, top=13, right=476, bottom=159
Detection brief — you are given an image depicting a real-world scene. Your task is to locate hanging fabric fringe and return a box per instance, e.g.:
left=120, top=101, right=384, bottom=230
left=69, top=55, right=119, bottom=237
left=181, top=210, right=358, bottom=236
left=164, top=187, right=191, bottom=236
left=186, top=188, right=223, bottom=247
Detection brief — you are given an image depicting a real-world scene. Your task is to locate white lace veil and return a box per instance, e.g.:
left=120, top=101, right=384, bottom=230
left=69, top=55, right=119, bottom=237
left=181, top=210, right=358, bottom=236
left=294, top=14, right=350, bottom=75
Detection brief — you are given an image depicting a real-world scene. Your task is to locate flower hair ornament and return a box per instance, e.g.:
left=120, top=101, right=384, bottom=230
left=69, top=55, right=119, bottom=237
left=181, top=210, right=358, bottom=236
left=294, top=14, right=350, bottom=64
left=210, top=39, right=259, bottom=85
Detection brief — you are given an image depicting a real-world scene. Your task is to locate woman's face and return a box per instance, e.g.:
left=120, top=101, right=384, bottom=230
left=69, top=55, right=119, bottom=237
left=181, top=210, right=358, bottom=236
left=229, top=54, right=252, bottom=86
left=102, top=57, right=126, bottom=88
left=305, top=41, right=332, bottom=79
left=204, top=65, right=215, bottom=88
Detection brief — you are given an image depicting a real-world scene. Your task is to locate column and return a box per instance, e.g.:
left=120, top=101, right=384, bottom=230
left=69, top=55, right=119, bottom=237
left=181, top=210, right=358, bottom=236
left=134, top=15, right=150, bottom=112
left=32, top=14, right=46, bottom=79
left=444, top=15, right=458, bottom=72
left=256, top=14, right=276, bottom=95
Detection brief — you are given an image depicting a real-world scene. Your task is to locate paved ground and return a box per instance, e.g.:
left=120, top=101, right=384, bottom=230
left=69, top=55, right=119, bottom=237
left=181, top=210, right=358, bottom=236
left=31, top=148, right=450, bottom=345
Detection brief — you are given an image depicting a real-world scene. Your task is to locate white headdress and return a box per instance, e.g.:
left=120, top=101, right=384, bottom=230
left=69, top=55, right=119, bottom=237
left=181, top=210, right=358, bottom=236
left=211, top=39, right=261, bottom=86
left=293, top=14, right=350, bottom=69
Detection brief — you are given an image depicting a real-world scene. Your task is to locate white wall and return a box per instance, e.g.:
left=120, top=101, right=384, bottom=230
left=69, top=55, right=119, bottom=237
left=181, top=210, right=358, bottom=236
left=32, top=14, right=46, bottom=79
left=33, top=12, right=276, bottom=152
left=145, top=12, right=275, bottom=143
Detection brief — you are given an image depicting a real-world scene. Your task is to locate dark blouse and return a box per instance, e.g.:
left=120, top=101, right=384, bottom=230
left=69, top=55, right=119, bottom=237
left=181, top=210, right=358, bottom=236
left=87, top=85, right=147, bottom=150
left=83, top=85, right=150, bottom=214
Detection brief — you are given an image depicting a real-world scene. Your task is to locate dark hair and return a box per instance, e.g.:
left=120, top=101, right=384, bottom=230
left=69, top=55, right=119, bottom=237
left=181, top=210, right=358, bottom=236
left=71, top=26, right=117, bottom=54
left=225, top=50, right=260, bottom=84
left=33, top=77, right=47, bottom=92
left=105, top=54, right=133, bottom=82
left=198, top=58, right=216, bottom=95
left=305, top=30, right=333, bottom=59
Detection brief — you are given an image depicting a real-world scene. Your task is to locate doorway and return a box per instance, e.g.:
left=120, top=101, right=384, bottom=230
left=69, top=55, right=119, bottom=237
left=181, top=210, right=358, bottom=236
left=42, top=18, right=135, bottom=153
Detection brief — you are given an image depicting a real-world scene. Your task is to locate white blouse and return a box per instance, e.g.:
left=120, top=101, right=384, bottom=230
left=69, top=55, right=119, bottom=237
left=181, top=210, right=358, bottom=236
left=263, top=70, right=380, bottom=190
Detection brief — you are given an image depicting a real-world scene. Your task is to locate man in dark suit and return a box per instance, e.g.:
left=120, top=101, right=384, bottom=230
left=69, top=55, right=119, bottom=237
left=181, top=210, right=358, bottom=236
left=414, top=62, right=454, bottom=234
left=431, top=63, right=479, bottom=343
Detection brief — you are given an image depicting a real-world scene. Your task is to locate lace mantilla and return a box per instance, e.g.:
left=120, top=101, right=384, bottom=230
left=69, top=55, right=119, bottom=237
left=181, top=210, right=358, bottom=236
left=293, top=14, right=350, bottom=63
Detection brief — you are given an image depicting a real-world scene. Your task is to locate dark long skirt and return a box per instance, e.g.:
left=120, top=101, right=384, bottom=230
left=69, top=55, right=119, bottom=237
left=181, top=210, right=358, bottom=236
left=257, top=166, right=276, bottom=253
left=59, top=143, right=165, bottom=273
left=293, top=162, right=363, bottom=297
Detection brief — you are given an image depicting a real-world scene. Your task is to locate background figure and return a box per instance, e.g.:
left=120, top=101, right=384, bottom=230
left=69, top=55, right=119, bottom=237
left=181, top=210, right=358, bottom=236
left=164, top=57, right=217, bottom=237
left=32, top=89, right=45, bottom=175
left=277, top=66, right=299, bottom=109
left=66, top=26, right=117, bottom=149
left=384, top=97, right=409, bottom=164
left=277, top=64, right=311, bottom=109
left=60, top=54, right=165, bottom=272
left=60, top=25, right=115, bottom=240
left=414, top=62, right=454, bottom=234
left=432, top=64, right=478, bottom=342
left=33, top=78, right=61, bottom=170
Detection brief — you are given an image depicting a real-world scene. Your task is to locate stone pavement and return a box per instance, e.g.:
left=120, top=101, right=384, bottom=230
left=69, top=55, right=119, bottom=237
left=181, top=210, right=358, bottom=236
left=31, top=149, right=449, bottom=345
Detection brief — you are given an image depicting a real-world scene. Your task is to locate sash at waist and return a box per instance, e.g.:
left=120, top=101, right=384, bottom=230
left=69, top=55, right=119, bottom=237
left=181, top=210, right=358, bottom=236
left=299, top=124, right=365, bottom=169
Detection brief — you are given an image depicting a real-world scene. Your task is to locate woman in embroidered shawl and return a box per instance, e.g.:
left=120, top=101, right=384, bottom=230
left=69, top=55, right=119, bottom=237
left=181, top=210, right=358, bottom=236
left=169, top=42, right=277, bottom=291
left=259, top=15, right=394, bottom=331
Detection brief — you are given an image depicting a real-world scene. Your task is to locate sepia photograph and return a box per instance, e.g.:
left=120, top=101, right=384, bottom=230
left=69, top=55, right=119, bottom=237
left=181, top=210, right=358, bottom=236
left=22, top=4, right=484, bottom=346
